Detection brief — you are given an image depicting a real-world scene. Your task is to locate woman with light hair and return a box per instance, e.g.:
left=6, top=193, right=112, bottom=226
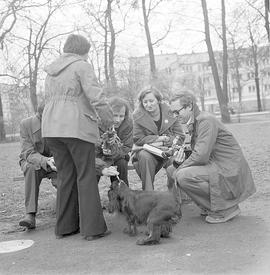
left=132, top=86, right=185, bottom=190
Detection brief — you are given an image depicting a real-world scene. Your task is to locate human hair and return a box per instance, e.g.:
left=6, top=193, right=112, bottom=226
left=171, top=91, right=197, bottom=108
left=108, top=97, right=130, bottom=117
left=63, top=34, right=90, bottom=56
left=137, top=86, right=163, bottom=108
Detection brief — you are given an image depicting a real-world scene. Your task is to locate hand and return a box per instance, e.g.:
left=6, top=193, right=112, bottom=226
left=102, top=148, right=112, bottom=156
left=157, top=135, right=170, bottom=143
left=102, top=166, right=119, bottom=177
left=174, top=147, right=185, bottom=164
left=47, top=157, right=57, bottom=171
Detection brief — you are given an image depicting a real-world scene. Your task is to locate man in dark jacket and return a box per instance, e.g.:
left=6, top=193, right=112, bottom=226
left=97, top=97, right=133, bottom=185
left=19, top=102, right=57, bottom=229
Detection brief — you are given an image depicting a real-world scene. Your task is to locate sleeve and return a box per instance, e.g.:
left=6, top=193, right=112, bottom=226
left=19, top=122, right=48, bottom=170
left=179, top=119, right=218, bottom=169
left=78, top=62, right=113, bottom=128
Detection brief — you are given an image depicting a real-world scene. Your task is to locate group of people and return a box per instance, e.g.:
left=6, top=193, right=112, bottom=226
left=18, top=34, right=256, bottom=241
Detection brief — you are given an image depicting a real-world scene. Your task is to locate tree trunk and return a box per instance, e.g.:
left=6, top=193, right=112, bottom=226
left=249, top=27, right=262, bottom=111
left=107, top=0, right=117, bottom=91
left=104, top=14, right=109, bottom=83
left=200, top=93, right=205, bottom=111
left=142, top=0, right=156, bottom=79
left=0, top=94, right=6, bottom=141
left=265, top=0, right=270, bottom=42
left=221, top=0, right=229, bottom=104
left=201, top=0, right=230, bottom=123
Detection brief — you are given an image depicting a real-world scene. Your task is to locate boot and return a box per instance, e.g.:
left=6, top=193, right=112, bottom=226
left=19, top=213, right=36, bottom=229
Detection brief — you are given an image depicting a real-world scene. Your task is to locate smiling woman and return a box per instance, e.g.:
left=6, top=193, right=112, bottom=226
left=132, top=86, right=185, bottom=191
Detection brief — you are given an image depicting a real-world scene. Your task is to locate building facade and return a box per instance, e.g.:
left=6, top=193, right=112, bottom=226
left=129, top=46, right=270, bottom=113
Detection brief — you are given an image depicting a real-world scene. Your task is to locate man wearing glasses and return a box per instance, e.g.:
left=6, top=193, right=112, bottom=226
left=166, top=91, right=256, bottom=223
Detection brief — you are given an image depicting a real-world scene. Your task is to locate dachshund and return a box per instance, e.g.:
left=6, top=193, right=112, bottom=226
left=108, top=179, right=182, bottom=245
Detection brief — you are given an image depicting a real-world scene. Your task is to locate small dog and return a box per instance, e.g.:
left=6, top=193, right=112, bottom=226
left=108, top=179, right=182, bottom=245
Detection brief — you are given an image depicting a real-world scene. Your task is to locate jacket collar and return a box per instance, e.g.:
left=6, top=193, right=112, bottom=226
left=133, top=103, right=176, bottom=134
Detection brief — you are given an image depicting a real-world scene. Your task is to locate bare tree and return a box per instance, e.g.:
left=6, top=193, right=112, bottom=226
left=248, top=22, right=262, bottom=111
left=201, top=0, right=230, bottom=123
left=221, top=0, right=228, bottom=105
left=141, top=0, right=156, bottom=79
left=264, top=0, right=270, bottom=41
left=13, top=0, right=71, bottom=112
left=132, top=0, right=171, bottom=81
left=0, top=92, right=5, bottom=141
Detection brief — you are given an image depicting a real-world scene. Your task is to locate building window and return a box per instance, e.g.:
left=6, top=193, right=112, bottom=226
left=165, top=67, right=172, bottom=74
left=248, top=85, right=255, bottom=93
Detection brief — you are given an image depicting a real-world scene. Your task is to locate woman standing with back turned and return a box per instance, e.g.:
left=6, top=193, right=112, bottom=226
left=42, top=34, right=113, bottom=240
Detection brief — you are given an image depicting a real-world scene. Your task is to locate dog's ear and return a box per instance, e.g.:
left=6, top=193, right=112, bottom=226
left=111, top=180, right=119, bottom=190
left=118, top=179, right=128, bottom=190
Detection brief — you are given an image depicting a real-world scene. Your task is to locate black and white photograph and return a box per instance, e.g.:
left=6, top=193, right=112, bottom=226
left=0, top=0, right=270, bottom=274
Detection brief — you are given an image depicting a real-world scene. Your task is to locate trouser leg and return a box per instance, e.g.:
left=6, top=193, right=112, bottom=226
left=174, top=166, right=211, bottom=210
left=133, top=150, right=163, bottom=191
left=46, top=138, right=79, bottom=236
left=174, top=166, right=239, bottom=217
left=111, top=158, right=129, bottom=185
left=23, top=164, right=47, bottom=214
left=67, top=138, right=107, bottom=237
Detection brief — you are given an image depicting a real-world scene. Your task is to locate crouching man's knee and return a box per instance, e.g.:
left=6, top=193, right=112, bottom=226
left=167, top=165, right=192, bottom=190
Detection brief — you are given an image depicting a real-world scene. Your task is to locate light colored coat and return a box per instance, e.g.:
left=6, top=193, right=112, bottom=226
left=42, top=53, right=111, bottom=144
left=180, top=111, right=256, bottom=211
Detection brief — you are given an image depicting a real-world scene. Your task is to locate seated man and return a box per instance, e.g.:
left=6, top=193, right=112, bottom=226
left=19, top=102, right=57, bottom=229
left=96, top=97, right=133, bottom=185
left=167, top=91, right=256, bottom=224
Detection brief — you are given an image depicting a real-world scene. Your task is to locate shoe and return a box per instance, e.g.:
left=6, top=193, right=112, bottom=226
left=19, top=213, right=36, bottom=229
left=205, top=207, right=241, bottom=224
left=56, top=229, right=80, bottom=239
left=200, top=209, right=208, bottom=217
left=84, top=230, right=111, bottom=241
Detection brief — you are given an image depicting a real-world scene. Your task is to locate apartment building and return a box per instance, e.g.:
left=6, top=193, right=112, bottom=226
left=129, top=46, right=270, bottom=113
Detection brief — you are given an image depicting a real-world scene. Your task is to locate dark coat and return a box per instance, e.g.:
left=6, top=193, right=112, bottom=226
left=19, top=114, right=52, bottom=173
left=133, top=103, right=185, bottom=146
left=180, top=111, right=256, bottom=211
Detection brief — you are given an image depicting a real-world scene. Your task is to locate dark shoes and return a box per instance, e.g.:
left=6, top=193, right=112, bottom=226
left=84, top=230, right=111, bottom=241
left=19, top=213, right=36, bottom=229
left=56, top=229, right=80, bottom=239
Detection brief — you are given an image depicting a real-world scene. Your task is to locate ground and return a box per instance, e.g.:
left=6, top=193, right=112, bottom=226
left=1, top=114, right=270, bottom=274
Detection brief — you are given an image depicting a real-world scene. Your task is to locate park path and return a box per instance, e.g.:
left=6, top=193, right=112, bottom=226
left=1, top=118, right=270, bottom=274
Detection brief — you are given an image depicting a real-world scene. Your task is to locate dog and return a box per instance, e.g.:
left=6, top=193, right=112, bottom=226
left=108, top=179, right=182, bottom=245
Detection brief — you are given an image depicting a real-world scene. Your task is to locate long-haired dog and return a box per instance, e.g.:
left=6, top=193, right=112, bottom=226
left=108, top=179, right=182, bottom=245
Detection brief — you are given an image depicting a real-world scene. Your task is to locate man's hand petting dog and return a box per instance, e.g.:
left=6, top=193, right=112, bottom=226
left=107, top=179, right=182, bottom=245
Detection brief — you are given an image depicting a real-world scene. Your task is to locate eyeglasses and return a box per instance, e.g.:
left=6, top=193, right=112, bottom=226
left=172, top=106, right=186, bottom=116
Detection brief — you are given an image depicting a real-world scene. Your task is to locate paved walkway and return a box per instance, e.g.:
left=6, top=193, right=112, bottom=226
left=1, top=202, right=270, bottom=275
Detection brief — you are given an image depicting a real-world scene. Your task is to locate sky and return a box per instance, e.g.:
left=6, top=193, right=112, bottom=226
left=55, top=0, right=244, bottom=58
left=0, top=0, right=262, bottom=84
